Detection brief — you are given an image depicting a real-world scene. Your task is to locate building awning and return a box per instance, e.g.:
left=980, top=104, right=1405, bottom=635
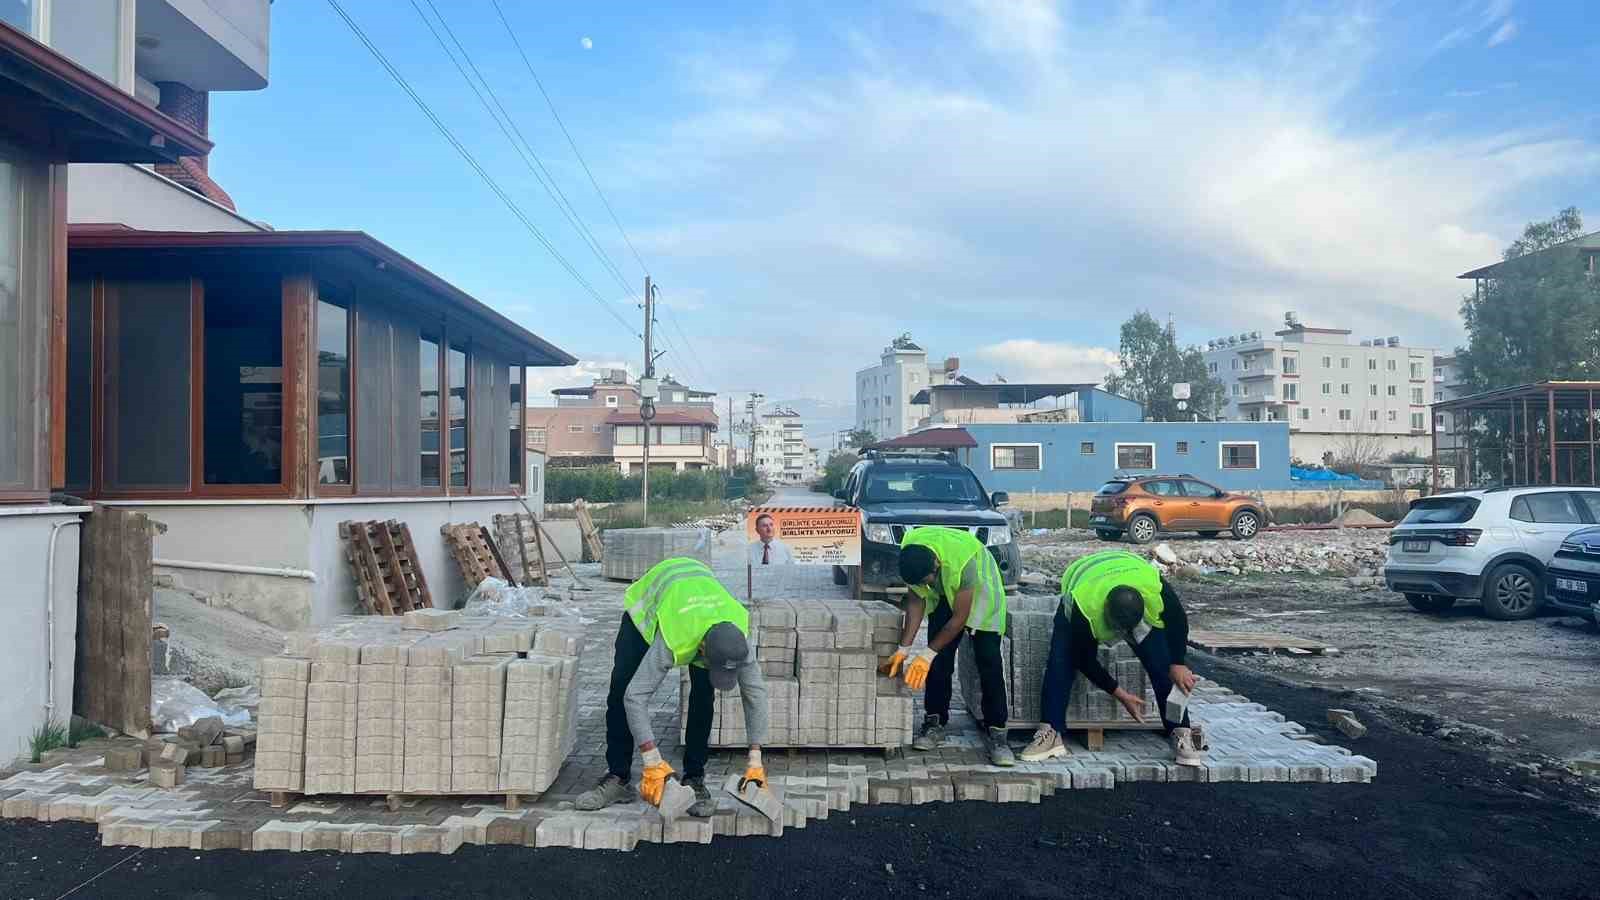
left=604, top=410, right=717, bottom=428
left=910, top=382, right=1096, bottom=405
left=0, top=22, right=210, bottom=161
left=869, top=427, right=978, bottom=450
left=68, top=227, right=577, bottom=367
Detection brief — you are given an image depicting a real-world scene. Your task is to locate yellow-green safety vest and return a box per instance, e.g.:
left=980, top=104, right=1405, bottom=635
left=623, top=557, right=749, bottom=667
left=900, top=526, right=1007, bottom=634
left=1060, top=550, right=1165, bottom=643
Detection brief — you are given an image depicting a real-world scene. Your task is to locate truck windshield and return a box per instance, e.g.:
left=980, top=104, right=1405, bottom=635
left=863, top=468, right=985, bottom=504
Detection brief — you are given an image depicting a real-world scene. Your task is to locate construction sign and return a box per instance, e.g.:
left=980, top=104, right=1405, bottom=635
left=745, top=506, right=861, bottom=566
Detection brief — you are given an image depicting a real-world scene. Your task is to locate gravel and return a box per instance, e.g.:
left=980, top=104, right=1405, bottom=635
left=1020, top=528, right=1390, bottom=579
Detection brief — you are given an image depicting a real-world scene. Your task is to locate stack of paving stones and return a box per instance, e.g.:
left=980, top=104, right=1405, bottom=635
left=252, top=609, right=585, bottom=799
left=959, top=594, right=1158, bottom=729
left=601, top=527, right=713, bottom=581
left=681, top=598, right=914, bottom=749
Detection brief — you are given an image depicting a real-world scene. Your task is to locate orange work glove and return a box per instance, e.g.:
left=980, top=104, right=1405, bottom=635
left=638, top=749, right=675, bottom=807
left=881, top=646, right=913, bottom=678
left=903, top=647, right=938, bottom=691
left=740, top=748, right=766, bottom=790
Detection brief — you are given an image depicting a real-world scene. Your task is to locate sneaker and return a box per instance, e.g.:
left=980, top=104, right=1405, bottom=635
left=683, top=776, right=716, bottom=818
left=986, top=727, right=1017, bottom=767
left=911, top=715, right=945, bottom=751
left=1020, top=724, right=1068, bottom=762
left=1189, top=723, right=1210, bottom=751
left=574, top=773, right=636, bottom=810
left=1171, top=727, right=1204, bottom=767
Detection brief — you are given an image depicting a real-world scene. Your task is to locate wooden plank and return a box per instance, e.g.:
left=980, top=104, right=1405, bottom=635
left=481, top=525, right=513, bottom=585
left=373, top=521, right=414, bottom=613
left=348, top=523, right=394, bottom=616
left=508, top=514, right=533, bottom=586
left=529, top=516, right=549, bottom=587
left=1186, top=629, right=1331, bottom=654
left=122, top=509, right=153, bottom=736
left=395, top=522, right=433, bottom=608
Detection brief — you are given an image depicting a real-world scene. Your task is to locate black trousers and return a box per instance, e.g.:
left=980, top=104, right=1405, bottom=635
left=604, top=616, right=715, bottom=781
left=924, top=600, right=1008, bottom=730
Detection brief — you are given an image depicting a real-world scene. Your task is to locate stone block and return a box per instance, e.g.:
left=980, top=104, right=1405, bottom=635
left=149, top=762, right=185, bottom=789
left=191, top=822, right=246, bottom=851
left=103, top=746, right=144, bottom=772
left=351, top=825, right=405, bottom=854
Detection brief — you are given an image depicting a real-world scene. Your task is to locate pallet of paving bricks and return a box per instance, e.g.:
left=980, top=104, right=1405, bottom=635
left=254, top=607, right=585, bottom=810
left=490, top=513, right=551, bottom=587
left=440, top=522, right=513, bottom=589
left=959, top=595, right=1163, bottom=750
left=602, top=527, right=712, bottom=582
left=339, top=520, right=434, bottom=616
left=680, top=597, right=916, bottom=750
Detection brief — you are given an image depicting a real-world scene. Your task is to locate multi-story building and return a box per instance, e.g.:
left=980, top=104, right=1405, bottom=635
left=752, top=409, right=818, bottom=485
left=854, top=340, right=958, bottom=440
left=1203, top=316, right=1436, bottom=464
left=528, top=370, right=719, bottom=473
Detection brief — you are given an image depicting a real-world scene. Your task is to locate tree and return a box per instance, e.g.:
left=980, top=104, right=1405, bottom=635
left=844, top=428, right=877, bottom=449
left=1458, top=207, right=1600, bottom=390
left=1102, top=311, right=1225, bottom=421
left=821, top=451, right=859, bottom=495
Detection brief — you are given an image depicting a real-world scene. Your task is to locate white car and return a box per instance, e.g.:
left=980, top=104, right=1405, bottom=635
left=1383, top=487, right=1600, bottom=619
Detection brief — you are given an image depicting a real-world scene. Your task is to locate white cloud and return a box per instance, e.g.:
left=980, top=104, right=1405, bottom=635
left=524, top=359, right=632, bottom=407
left=972, top=340, right=1120, bottom=384
left=580, top=36, right=593, bottom=50
left=1486, top=19, right=1517, bottom=46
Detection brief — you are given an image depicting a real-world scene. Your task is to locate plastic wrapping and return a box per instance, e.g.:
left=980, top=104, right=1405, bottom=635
left=463, top=577, right=550, bottom=618
left=150, top=677, right=252, bottom=733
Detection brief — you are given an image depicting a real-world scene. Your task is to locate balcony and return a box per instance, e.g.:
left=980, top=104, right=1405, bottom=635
left=1237, top=368, right=1279, bottom=381
left=1236, top=394, right=1280, bottom=405
left=134, top=0, right=271, bottom=92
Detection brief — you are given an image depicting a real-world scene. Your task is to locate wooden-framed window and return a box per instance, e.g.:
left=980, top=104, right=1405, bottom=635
left=419, top=334, right=442, bottom=488
left=509, top=366, right=523, bottom=489
left=447, top=343, right=468, bottom=489
left=314, top=289, right=352, bottom=488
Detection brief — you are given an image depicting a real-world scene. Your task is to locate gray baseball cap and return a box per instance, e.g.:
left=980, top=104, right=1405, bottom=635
left=703, top=622, right=749, bottom=691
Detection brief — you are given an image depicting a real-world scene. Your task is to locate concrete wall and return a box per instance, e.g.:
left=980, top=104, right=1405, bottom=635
left=1288, top=430, right=1432, bottom=465
left=0, top=508, right=86, bottom=766
left=67, top=163, right=264, bottom=231
left=965, top=421, right=1296, bottom=494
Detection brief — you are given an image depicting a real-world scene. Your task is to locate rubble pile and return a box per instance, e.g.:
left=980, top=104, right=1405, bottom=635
left=1019, top=529, right=1390, bottom=580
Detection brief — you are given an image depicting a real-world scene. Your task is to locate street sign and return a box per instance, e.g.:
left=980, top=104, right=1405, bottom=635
left=1172, top=382, right=1191, bottom=400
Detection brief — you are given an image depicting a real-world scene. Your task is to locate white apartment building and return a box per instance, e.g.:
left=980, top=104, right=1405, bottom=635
left=753, top=409, right=818, bottom=485
left=854, top=341, right=958, bottom=440
left=1203, top=317, right=1436, bottom=464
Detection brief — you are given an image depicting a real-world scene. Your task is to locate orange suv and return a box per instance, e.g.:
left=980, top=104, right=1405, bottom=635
left=1088, top=475, right=1264, bottom=544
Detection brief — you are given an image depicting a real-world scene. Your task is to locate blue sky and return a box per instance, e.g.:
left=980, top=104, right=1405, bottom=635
left=210, top=1, right=1600, bottom=413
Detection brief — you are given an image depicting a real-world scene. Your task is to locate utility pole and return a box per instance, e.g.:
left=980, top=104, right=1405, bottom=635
left=726, top=396, right=733, bottom=471
left=640, top=277, right=660, bottom=524
left=747, top=392, right=764, bottom=477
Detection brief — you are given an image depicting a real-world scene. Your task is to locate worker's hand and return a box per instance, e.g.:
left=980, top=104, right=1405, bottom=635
left=638, top=749, right=675, bottom=807
left=903, top=647, right=938, bottom=691
left=1169, top=664, right=1197, bottom=695
left=1112, top=687, right=1146, bottom=723
left=881, top=646, right=913, bottom=677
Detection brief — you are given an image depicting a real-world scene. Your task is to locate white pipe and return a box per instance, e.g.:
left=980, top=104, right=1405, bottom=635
left=44, top=519, right=78, bottom=720
left=154, top=558, right=317, bottom=581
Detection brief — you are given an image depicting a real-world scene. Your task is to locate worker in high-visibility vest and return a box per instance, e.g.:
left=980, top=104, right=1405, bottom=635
left=1019, top=550, right=1203, bottom=766
left=575, top=557, right=769, bottom=816
left=884, top=526, right=1014, bottom=766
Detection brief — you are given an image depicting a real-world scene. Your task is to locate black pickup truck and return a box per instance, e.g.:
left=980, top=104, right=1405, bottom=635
left=831, top=450, right=1020, bottom=596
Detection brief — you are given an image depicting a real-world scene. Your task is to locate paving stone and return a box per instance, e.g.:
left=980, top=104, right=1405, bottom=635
left=484, top=816, right=527, bottom=845
left=102, top=747, right=144, bottom=772
left=302, top=823, right=357, bottom=852
left=191, top=821, right=246, bottom=851
left=351, top=825, right=405, bottom=854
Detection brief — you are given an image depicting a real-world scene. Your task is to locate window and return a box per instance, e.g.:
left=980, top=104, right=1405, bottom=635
left=1387, top=360, right=1397, bottom=372
left=1079, top=441, right=1095, bottom=455
left=1410, top=412, right=1424, bottom=430
left=1387, top=385, right=1397, bottom=397
left=1321, top=356, right=1331, bottom=368
left=991, top=443, right=1041, bottom=470
left=605, top=394, right=619, bottom=408
left=420, top=336, right=441, bottom=487
left=50, top=0, right=127, bottom=87
left=528, top=427, right=546, bottom=445
left=1435, top=414, right=1445, bottom=427
left=509, top=367, right=523, bottom=487
left=1242, top=384, right=1253, bottom=397
left=198, top=276, right=287, bottom=487
left=1509, top=493, right=1582, bottom=524
left=447, top=345, right=468, bottom=487
left=1207, top=362, right=1217, bottom=374
left=1231, top=384, right=1241, bottom=396
left=1180, top=479, right=1218, bottom=497
left=1283, top=383, right=1297, bottom=401
left=1176, top=441, right=1189, bottom=454
left=1410, top=362, right=1423, bottom=379
left=1388, top=410, right=1397, bottom=422
left=0, top=0, right=38, bottom=35
left=1577, top=492, right=1600, bottom=521
left=314, top=296, right=350, bottom=485
left=104, top=280, right=193, bottom=491
left=1368, top=384, right=1378, bottom=396
left=1340, top=383, right=1350, bottom=395
left=1243, top=357, right=1254, bottom=371
left=1321, top=383, right=1331, bottom=395
left=1368, top=358, right=1377, bottom=371
left=1115, top=443, right=1155, bottom=469
left=1298, top=408, right=1310, bottom=420
left=1434, top=391, right=1443, bottom=402
left=1145, top=479, right=1182, bottom=496
left=1338, top=409, right=1352, bottom=421
left=568, top=424, right=585, bottom=434
left=1340, top=357, right=1350, bottom=369
left=1231, top=359, right=1239, bottom=370
left=1220, top=442, right=1258, bottom=469
left=1410, top=387, right=1424, bottom=404
left=592, top=424, right=603, bottom=433
left=1282, top=356, right=1297, bottom=374
left=1369, top=410, right=1378, bottom=421
left=614, top=425, right=641, bottom=444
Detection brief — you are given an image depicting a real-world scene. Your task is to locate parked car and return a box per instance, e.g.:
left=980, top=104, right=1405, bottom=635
left=1383, top=487, right=1600, bottom=619
left=1087, top=474, right=1264, bottom=544
left=1545, top=525, right=1600, bottom=623
left=830, top=450, right=1020, bottom=595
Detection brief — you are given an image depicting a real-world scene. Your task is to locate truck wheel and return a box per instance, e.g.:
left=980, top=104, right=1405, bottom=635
left=1405, top=592, right=1455, bottom=613
left=1481, top=563, right=1540, bottom=620
left=1127, top=514, right=1158, bottom=544
left=1230, top=510, right=1261, bottom=541
left=1095, top=529, right=1121, bottom=541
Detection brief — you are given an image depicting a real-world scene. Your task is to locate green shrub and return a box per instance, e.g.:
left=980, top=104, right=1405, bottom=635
left=67, top=718, right=105, bottom=749
left=28, top=719, right=67, bottom=763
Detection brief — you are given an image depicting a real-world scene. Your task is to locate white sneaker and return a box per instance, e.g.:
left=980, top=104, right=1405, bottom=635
left=1020, top=725, right=1068, bottom=762
left=1189, top=722, right=1209, bottom=751
left=1171, top=727, right=1204, bottom=767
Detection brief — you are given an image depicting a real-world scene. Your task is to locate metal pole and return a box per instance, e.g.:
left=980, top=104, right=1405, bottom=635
left=727, top=396, right=734, bottom=471
left=1590, top=389, right=1596, bottom=486
left=1522, top=398, right=1530, bottom=485
left=1430, top=408, right=1439, bottom=494
left=1548, top=388, right=1557, bottom=485
left=642, top=276, right=653, bottom=524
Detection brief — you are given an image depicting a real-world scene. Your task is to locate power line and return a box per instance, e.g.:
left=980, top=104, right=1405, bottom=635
left=490, top=0, right=651, bottom=278
left=323, top=0, right=639, bottom=339
left=411, top=0, right=636, bottom=300
left=663, top=302, right=713, bottom=388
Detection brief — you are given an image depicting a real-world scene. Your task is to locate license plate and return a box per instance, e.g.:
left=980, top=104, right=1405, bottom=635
left=1555, top=577, right=1588, bottom=594
left=1401, top=540, right=1430, bottom=552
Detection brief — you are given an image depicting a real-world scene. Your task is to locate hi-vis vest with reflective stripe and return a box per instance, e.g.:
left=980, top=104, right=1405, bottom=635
left=1060, top=550, right=1165, bottom=644
left=900, top=526, right=1007, bottom=634
left=624, top=557, right=749, bottom=667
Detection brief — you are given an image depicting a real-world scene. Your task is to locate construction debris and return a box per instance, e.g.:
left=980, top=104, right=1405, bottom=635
left=1327, top=708, right=1368, bottom=739
left=602, top=527, right=713, bottom=582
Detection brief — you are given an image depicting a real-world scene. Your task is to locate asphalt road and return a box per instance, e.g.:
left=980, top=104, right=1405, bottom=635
left=6, top=660, right=1594, bottom=899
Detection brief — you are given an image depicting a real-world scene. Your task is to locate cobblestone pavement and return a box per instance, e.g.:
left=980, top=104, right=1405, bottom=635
left=0, top=548, right=1374, bottom=855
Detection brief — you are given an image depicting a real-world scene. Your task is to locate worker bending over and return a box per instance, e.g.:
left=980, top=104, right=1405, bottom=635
left=886, top=526, right=1014, bottom=766
left=576, top=557, right=768, bottom=816
left=1021, top=550, right=1203, bottom=766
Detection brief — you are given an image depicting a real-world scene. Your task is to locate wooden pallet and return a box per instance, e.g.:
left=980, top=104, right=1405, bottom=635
left=491, top=512, right=550, bottom=587
left=441, top=522, right=511, bottom=587
left=1186, top=629, right=1333, bottom=655
left=1002, top=719, right=1166, bottom=751
left=339, top=520, right=434, bottom=615
left=573, top=499, right=604, bottom=563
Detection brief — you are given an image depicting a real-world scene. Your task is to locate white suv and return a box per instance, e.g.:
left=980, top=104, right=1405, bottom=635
left=1383, top=487, right=1600, bottom=619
